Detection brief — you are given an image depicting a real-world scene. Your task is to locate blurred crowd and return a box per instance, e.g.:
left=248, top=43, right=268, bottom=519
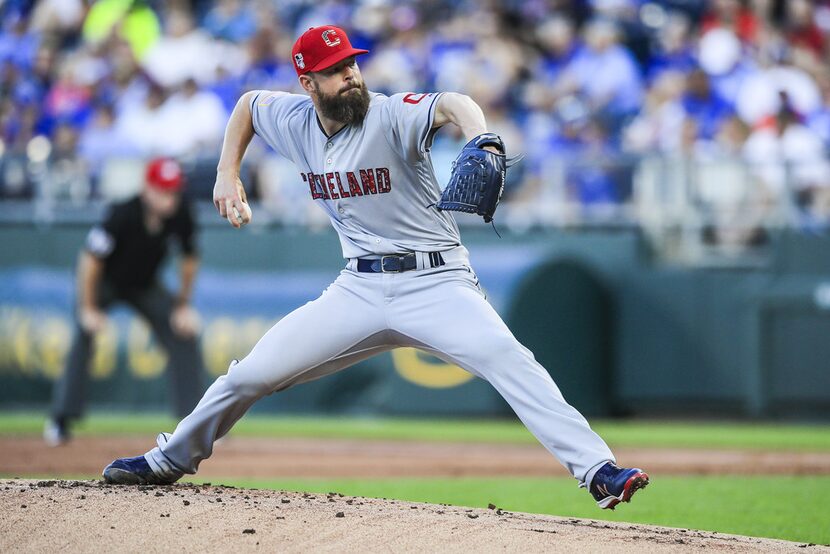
left=1, top=0, right=829, bottom=236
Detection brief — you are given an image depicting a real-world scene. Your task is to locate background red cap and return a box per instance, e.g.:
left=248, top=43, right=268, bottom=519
left=145, top=158, right=184, bottom=192
left=291, top=25, right=368, bottom=76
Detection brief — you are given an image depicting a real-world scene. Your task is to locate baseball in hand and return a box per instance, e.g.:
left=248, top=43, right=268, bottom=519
left=232, top=203, right=252, bottom=226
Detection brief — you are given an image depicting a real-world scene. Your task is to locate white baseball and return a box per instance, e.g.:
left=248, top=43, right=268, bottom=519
left=232, top=203, right=252, bottom=225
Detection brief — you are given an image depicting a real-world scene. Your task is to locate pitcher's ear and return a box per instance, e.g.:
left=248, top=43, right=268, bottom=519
left=299, top=74, right=316, bottom=94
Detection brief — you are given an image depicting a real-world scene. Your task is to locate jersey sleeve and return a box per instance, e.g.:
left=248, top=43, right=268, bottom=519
left=249, top=90, right=309, bottom=159
left=84, top=205, right=123, bottom=259
left=381, top=92, right=444, bottom=164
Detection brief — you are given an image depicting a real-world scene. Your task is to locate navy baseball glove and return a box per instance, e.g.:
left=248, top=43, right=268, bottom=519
left=436, top=133, right=520, bottom=223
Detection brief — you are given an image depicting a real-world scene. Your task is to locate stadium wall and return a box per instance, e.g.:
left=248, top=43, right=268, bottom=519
left=1, top=223, right=828, bottom=420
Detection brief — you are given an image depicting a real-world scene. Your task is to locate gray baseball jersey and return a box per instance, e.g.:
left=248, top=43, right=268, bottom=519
left=143, top=89, right=617, bottom=493
left=250, top=90, right=460, bottom=259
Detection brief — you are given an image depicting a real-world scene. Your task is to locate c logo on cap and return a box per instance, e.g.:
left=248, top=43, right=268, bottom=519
left=321, top=29, right=340, bottom=47
left=294, top=53, right=305, bottom=69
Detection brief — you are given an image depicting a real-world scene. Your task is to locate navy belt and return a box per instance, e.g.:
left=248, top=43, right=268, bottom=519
left=357, top=252, right=445, bottom=273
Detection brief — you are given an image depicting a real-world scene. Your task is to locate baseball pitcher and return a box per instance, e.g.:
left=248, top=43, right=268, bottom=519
left=103, top=25, right=648, bottom=510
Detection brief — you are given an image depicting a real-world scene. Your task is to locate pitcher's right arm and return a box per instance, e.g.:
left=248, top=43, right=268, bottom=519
left=214, top=91, right=257, bottom=228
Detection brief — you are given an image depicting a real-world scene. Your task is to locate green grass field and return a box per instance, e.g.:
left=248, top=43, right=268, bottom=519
left=2, top=411, right=830, bottom=451
left=2, top=411, right=829, bottom=544
left=194, top=476, right=830, bottom=546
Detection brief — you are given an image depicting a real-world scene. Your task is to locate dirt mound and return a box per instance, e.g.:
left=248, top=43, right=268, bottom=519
left=0, top=479, right=821, bottom=553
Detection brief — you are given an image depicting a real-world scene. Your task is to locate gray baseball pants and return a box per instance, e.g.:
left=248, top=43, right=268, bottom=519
left=146, top=248, right=614, bottom=485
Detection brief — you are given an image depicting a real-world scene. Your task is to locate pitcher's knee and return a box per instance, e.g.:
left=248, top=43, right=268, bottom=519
left=471, top=338, right=541, bottom=378
left=476, top=335, right=525, bottom=364
left=222, top=361, right=272, bottom=399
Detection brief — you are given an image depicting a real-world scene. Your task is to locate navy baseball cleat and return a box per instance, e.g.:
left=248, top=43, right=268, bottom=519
left=102, top=455, right=178, bottom=485
left=589, top=462, right=649, bottom=509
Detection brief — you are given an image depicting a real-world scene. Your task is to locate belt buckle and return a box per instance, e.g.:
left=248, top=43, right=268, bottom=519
left=380, top=255, right=402, bottom=273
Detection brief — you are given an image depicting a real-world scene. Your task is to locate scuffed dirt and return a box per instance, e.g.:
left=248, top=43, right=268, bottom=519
left=1, top=479, right=823, bottom=553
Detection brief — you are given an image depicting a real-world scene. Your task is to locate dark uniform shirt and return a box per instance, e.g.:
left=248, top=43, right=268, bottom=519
left=85, top=196, right=197, bottom=290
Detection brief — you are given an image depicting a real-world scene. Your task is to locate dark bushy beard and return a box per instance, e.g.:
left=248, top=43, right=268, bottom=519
left=314, top=80, right=371, bottom=125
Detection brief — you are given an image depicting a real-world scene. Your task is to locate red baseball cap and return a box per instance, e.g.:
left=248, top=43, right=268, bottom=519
left=145, top=158, right=184, bottom=192
left=291, top=25, right=368, bottom=76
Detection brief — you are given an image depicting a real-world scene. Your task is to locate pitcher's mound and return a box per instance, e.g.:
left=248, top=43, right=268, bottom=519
left=0, top=480, right=819, bottom=552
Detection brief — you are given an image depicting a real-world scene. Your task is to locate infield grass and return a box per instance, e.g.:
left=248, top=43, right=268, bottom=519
left=197, top=475, right=830, bottom=545
left=2, top=411, right=830, bottom=451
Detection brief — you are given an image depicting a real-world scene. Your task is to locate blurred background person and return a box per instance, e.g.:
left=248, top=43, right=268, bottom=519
left=82, top=0, right=161, bottom=62
left=743, top=92, right=830, bottom=230
left=552, top=17, right=644, bottom=135
left=44, top=157, right=204, bottom=445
